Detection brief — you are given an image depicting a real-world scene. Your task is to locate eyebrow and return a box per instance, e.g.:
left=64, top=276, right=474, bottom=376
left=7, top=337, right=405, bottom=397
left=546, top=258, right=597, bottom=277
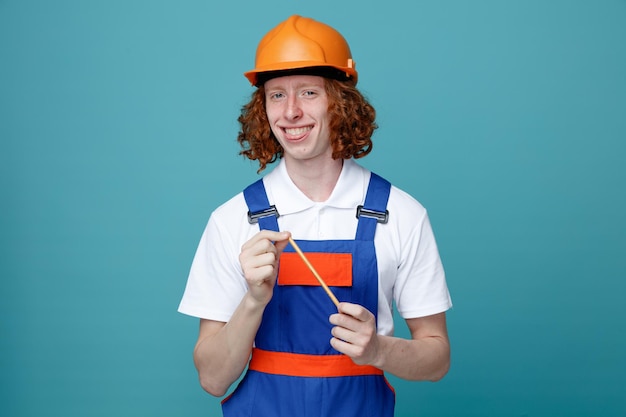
left=266, top=81, right=325, bottom=91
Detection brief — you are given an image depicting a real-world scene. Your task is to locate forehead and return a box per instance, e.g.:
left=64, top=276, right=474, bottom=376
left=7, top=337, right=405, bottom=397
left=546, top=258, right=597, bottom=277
left=264, top=74, right=325, bottom=90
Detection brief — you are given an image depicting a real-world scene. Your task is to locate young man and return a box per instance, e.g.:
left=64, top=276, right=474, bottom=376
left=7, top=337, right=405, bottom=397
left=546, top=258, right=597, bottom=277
left=179, top=15, right=452, bottom=417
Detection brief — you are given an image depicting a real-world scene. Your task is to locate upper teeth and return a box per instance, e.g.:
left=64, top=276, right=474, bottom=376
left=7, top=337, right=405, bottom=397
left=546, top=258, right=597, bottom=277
left=285, top=127, right=311, bottom=135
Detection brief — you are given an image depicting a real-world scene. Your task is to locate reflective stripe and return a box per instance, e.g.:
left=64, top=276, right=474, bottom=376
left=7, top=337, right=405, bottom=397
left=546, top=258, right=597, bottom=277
left=248, top=348, right=383, bottom=378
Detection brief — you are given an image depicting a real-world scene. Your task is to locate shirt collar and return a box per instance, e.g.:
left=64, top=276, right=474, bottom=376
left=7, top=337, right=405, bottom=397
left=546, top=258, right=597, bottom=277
left=264, top=158, right=369, bottom=216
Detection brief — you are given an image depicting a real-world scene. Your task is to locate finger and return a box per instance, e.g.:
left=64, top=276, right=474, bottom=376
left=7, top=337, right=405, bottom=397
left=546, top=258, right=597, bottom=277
left=242, top=251, right=279, bottom=270
left=241, top=230, right=287, bottom=252
left=329, top=311, right=358, bottom=330
left=240, top=249, right=280, bottom=286
left=337, top=302, right=373, bottom=322
left=331, top=324, right=357, bottom=344
left=330, top=335, right=368, bottom=363
left=273, top=231, right=291, bottom=254
left=259, top=230, right=291, bottom=245
left=242, top=239, right=275, bottom=258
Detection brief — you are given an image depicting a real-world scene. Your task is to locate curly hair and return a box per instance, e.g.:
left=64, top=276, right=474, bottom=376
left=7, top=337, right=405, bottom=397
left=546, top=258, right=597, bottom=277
left=237, top=78, right=377, bottom=172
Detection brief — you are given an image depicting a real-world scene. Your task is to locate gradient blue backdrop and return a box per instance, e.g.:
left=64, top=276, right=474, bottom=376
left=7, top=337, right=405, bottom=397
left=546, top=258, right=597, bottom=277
left=1, top=1, right=625, bottom=416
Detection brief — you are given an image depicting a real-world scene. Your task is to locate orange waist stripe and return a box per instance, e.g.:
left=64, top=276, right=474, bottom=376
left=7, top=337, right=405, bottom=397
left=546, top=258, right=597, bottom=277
left=248, top=348, right=383, bottom=378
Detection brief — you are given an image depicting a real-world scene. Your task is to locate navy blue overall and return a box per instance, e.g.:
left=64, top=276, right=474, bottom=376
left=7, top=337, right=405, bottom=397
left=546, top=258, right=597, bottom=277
left=222, top=173, right=395, bottom=417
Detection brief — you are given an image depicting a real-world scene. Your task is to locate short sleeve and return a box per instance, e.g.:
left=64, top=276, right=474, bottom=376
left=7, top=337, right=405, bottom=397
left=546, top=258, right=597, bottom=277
left=178, top=208, right=249, bottom=322
left=393, top=208, right=452, bottom=319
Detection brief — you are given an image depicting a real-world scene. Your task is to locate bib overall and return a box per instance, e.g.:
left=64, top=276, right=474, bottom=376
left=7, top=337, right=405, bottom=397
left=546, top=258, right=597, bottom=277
left=222, top=173, right=395, bottom=417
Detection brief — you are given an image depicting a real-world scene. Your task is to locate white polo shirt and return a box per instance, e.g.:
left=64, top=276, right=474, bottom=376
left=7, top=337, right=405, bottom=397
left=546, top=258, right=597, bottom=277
left=178, top=159, right=452, bottom=336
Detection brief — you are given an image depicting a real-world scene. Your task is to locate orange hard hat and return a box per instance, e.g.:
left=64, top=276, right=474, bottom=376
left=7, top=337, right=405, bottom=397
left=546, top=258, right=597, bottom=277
left=244, top=15, right=357, bottom=86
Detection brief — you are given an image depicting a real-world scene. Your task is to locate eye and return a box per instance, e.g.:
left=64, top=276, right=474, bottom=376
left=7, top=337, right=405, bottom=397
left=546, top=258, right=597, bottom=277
left=267, top=91, right=285, bottom=101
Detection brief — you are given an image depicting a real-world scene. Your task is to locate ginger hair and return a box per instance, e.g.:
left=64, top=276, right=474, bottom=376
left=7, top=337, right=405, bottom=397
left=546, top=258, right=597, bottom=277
left=237, top=78, right=377, bottom=172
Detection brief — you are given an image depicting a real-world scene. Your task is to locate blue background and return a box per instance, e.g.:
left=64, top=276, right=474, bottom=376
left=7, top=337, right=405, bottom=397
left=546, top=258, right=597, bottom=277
left=1, top=1, right=625, bottom=416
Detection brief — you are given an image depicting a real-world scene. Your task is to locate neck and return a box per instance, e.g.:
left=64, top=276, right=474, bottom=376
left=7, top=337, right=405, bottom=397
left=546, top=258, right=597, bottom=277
left=284, top=157, right=344, bottom=202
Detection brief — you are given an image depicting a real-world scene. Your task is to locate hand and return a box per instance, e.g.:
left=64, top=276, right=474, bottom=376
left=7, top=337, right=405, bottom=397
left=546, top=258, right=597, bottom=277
left=329, top=302, right=381, bottom=366
left=239, top=230, right=291, bottom=305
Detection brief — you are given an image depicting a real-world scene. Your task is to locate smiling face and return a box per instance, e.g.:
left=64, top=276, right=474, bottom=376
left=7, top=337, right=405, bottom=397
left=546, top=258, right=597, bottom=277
left=264, top=75, right=332, bottom=166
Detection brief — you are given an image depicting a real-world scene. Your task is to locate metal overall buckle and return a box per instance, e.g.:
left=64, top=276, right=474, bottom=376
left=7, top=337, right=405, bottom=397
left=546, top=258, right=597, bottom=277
left=356, top=205, right=389, bottom=224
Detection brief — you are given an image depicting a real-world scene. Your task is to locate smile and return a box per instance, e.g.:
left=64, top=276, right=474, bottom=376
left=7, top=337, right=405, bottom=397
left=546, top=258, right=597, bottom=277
left=284, top=126, right=312, bottom=135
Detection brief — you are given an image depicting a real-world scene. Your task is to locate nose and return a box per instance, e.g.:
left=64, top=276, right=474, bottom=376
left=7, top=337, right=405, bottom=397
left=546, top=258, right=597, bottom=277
left=285, top=96, right=302, bottom=120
